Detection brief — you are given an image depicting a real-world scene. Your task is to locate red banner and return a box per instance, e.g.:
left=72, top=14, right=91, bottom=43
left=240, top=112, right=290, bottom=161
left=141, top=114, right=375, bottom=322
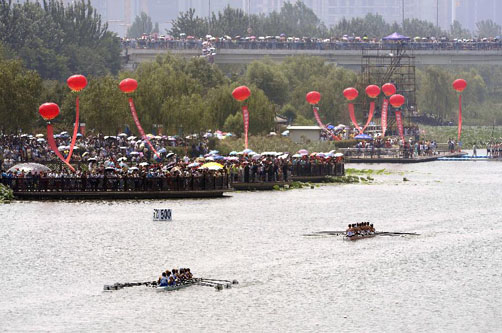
left=361, top=101, right=375, bottom=133
left=128, top=97, right=159, bottom=158
left=458, top=94, right=462, bottom=142
left=381, top=99, right=389, bottom=137
left=395, top=111, right=404, bottom=142
left=65, top=95, right=80, bottom=163
left=242, top=106, right=249, bottom=149
left=313, top=107, right=326, bottom=129
left=348, top=103, right=363, bottom=134
left=47, top=124, right=75, bottom=172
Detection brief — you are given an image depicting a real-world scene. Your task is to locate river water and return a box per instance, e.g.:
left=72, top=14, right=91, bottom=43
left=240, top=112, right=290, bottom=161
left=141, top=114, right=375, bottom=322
left=1, top=161, right=501, bottom=332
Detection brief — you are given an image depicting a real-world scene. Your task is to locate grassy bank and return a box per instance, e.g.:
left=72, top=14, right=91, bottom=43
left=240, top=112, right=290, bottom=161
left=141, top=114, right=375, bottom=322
left=421, top=125, right=502, bottom=146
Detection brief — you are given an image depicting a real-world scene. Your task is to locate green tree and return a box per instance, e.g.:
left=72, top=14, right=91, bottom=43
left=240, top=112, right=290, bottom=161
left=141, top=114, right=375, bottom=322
left=127, top=12, right=154, bottom=38
left=245, top=60, right=289, bottom=105
left=0, top=57, right=42, bottom=133
left=475, top=20, right=502, bottom=38
left=78, top=75, right=129, bottom=134
left=417, top=67, right=457, bottom=122
left=168, top=8, right=208, bottom=38
left=450, top=20, right=472, bottom=39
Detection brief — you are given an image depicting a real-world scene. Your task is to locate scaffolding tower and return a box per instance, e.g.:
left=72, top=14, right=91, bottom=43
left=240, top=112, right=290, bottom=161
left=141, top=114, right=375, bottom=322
left=361, top=46, right=417, bottom=127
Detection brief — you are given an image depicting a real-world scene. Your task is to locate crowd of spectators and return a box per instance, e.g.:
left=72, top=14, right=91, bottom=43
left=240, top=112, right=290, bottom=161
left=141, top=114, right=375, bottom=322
left=0, top=133, right=345, bottom=192
left=122, top=33, right=502, bottom=52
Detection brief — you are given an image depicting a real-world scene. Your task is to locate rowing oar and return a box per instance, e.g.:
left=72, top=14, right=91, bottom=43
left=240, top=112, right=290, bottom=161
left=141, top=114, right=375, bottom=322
left=376, top=232, right=420, bottom=236
left=103, top=280, right=157, bottom=291
left=201, top=278, right=239, bottom=285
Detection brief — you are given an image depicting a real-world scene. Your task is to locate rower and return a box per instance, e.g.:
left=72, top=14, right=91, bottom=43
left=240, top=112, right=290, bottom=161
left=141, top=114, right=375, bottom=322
left=186, top=268, right=193, bottom=279
left=346, top=224, right=355, bottom=237
left=370, top=223, right=375, bottom=234
left=159, top=272, right=168, bottom=287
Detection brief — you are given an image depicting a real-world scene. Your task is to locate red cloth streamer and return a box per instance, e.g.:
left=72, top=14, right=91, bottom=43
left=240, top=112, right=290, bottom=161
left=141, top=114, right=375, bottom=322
left=47, top=124, right=75, bottom=172
left=458, top=95, right=462, bottom=142
left=313, top=107, right=340, bottom=141
left=242, top=106, right=249, bottom=149
left=313, top=107, right=326, bottom=129
left=381, top=99, right=389, bottom=137
left=395, top=111, right=404, bottom=142
left=128, top=97, right=159, bottom=158
left=348, top=103, right=363, bottom=134
left=65, top=96, right=80, bottom=163
left=361, top=101, right=375, bottom=133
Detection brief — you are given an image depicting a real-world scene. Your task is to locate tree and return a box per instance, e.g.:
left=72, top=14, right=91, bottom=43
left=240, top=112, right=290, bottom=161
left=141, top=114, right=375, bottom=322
left=168, top=8, right=208, bottom=38
left=245, top=60, right=289, bottom=105
left=0, top=0, right=121, bottom=80
left=0, top=57, right=42, bottom=133
left=476, top=20, right=502, bottom=38
left=417, top=67, right=457, bottom=122
left=450, top=20, right=472, bottom=39
left=127, top=12, right=154, bottom=38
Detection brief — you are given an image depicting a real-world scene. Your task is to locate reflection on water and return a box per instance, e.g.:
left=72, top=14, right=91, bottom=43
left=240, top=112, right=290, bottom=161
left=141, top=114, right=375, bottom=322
left=1, top=161, right=502, bottom=332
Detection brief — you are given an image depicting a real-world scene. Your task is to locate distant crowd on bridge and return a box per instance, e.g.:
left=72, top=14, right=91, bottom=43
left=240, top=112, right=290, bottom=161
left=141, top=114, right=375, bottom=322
left=122, top=34, right=502, bottom=52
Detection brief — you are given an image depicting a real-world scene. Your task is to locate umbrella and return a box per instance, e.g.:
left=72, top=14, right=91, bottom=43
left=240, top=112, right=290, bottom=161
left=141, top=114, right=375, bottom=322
left=35, top=134, right=44, bottom=138
left=327, top=125, right=335, bottom=130
left=88, top=157, right=97, bottom=162
left=281, top=130, right=289, bottom=136
left=292, top=154, right=302, bottom=158
left=187, top=162, right=200, bottom=168
left=334, top=153, right=344, bottom=157
left=130, top=152, right=140, bottom=156
left=7, top=163, right=51, bottom=175
left=127, top=136, right=137, bottom=140
left=119, top=146, right=128, bottom=150
left=76, top=133, right=83, bottom=137
left=118, top=133, right=127, bottom=137
left=242, top=148, right=254, bottom=154
left=158, top=148, right=167, bottom=154
left=139, top=162, right=149, bottom=167
left=119, top=162, right=128, bottom=168
left=209, top=150, right=219, bottom=155
left=354, top=133, right=373, bottom=140
left=105, top=167, right=115, bottom=171
left=213, top=155, right=225, bottom=160
left=225, top=156, right=239, bottom=161
left=298, top=149, right=308, bottom=155
left=200, top=162, right=223, bottom=170
left=252, top=154, right=262, bottom=160
left=129, top=167, right=139, bottom=171
left=229, top=151, right=238, bottom=156
left=118, top=157, right=127, bottom=162
left=166, top=152, right=175, bottom=158
left=58, top=145, right=69, bottom=151
left=37, top=138, right=46, bottom=143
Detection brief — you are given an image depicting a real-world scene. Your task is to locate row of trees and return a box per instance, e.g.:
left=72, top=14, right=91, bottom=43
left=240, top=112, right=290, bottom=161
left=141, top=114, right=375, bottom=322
left=0, top=0, right=121, bottom=80
left=167, top=2, right=501, bottom=39
left=1, top=46, right=501, bottom=135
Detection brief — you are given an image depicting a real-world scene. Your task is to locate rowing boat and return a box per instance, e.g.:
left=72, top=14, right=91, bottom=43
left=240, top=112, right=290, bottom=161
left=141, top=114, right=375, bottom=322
left=156, top=278, right=200, bottom=291
left=344, top=234, right=376, bottom=241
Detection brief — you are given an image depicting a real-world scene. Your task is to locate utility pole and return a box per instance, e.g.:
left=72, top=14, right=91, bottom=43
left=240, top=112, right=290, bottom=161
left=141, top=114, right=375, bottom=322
left=436, top=0, right=439, bottom=29
left=208, top=0, right=211, bottom=35
left=401, top=0, right=404, bottom=28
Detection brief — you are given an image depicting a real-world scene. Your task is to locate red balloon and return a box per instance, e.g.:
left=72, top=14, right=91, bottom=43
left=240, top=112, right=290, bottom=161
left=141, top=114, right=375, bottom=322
left=67, top=74, right=87, bottom=92
left=365, top=85, right=381, bottom=98
left=232, top=86, right=251, bottom=101
left=119, top=78, right=138, bottom=93
left=39, top=103, right=60, bottom=121
left=382, top=83, right=396, bottom=97
left=343, top=87, right=358, bottom=101
left=306, top=91, right=321, bottom=105
left=452, top=79, right=467, bottom=92
left=389, top=94, right=405, bottom=108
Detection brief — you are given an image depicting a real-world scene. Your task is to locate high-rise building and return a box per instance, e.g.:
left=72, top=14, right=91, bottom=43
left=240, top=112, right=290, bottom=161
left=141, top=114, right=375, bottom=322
left=452, top=0, right=501, bottom=33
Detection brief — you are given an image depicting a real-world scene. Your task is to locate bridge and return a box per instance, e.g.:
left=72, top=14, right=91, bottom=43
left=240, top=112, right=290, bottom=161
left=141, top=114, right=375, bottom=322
left=123, top=48, right=502, bottom=68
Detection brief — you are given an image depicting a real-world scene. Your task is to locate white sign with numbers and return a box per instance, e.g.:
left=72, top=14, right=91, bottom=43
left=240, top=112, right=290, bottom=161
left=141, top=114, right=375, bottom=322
left=153, top=209, right=172, bottom=221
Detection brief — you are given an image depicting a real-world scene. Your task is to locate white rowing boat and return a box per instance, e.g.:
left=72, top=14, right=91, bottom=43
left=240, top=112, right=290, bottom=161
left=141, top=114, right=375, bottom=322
left=156, top=278, right=200, bottom=291
left=344, top=234, right=376, bottom=241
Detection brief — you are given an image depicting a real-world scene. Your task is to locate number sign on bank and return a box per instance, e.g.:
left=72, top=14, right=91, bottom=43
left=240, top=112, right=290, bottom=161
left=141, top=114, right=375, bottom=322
left=153, top=209, right=172, bottom=221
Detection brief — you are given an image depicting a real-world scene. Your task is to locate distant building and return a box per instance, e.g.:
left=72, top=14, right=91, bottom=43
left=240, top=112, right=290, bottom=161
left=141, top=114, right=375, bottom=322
left=287, top=126, right=322, bottom=143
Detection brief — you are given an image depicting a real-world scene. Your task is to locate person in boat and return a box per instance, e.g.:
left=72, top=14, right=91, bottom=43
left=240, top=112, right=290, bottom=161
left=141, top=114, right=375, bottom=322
left=346, top=224, right=355, bottom=237
left=159, top=272, right=168, bottom=287
left=186, top=268, right=193, bottom=279
left=167, top=274, right=176, bottom=286
left=370, top=223, right=375, bottom=234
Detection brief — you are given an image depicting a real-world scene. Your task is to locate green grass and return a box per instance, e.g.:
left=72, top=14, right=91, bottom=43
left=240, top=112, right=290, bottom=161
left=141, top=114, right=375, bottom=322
left=421, top=125, right=502, bottom=146
left=0, top=184, right=14, bottom=203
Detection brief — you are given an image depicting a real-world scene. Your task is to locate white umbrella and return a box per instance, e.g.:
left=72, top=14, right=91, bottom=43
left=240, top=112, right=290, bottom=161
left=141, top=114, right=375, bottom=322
left=334, top=153, right=344, bottom=157
left=127, top=136, right=137, bottom=140
left=35, top=134, right=44, bottom=138
left=139, top=162, right=149, bottom=167
left=118, top=133, right=127, bottom=137
left=118, top=157, right=127, bottom=161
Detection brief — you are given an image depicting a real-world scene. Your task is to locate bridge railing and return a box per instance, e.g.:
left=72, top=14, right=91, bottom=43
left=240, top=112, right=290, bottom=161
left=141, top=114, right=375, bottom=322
left=123, top=40, right=502, bottom=52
